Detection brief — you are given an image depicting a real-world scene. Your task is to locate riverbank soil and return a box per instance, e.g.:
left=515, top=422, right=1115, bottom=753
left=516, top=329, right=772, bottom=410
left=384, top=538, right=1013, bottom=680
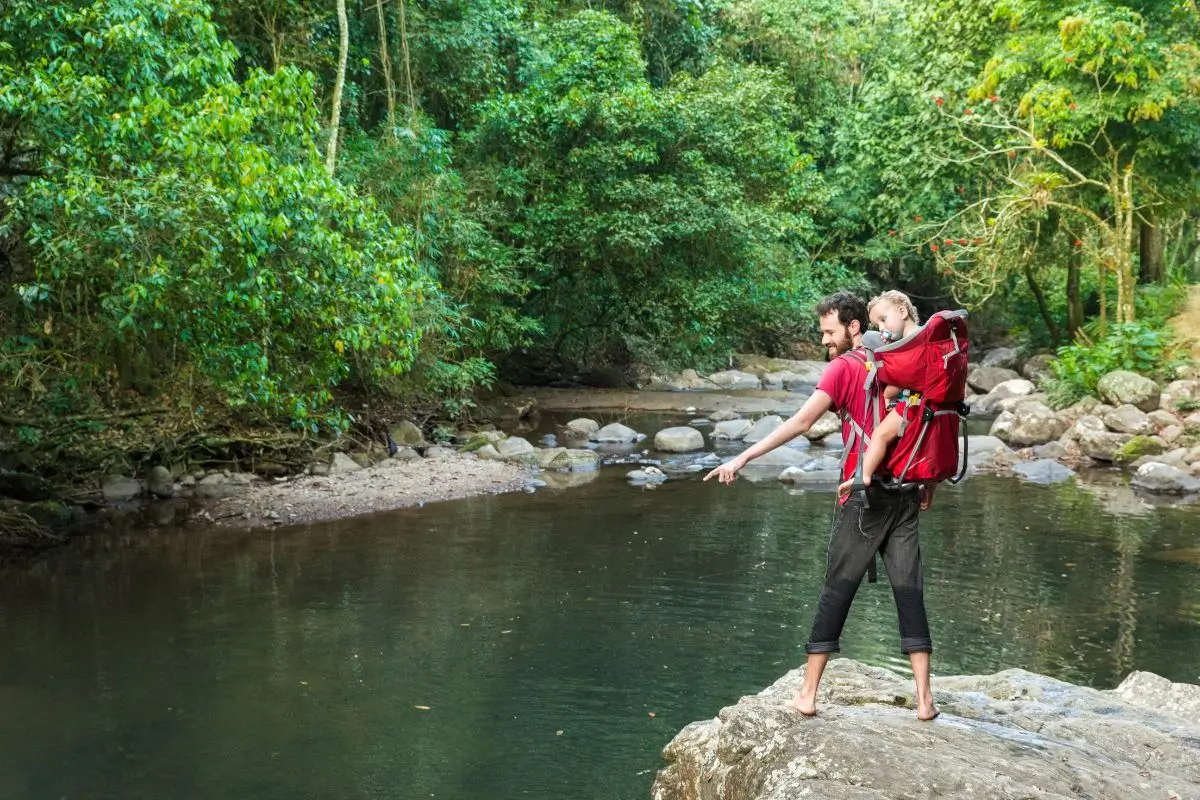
left=1169, top=284, right=1200, bottom=360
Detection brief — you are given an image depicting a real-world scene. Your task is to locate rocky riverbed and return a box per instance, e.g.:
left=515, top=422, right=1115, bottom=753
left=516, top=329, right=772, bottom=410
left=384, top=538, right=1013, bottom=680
left=652, top=658, right=1200, bottom=800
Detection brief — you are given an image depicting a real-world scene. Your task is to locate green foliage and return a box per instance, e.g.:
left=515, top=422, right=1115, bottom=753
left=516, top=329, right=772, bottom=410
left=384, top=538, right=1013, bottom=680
left=1044, top=321, right=1180, bottom=407
left=1, top=0, right=433, bottom=426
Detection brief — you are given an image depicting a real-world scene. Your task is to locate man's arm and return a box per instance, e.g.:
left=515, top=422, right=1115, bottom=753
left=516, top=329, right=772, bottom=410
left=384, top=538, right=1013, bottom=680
left=704, top=390, right=834, bottom=484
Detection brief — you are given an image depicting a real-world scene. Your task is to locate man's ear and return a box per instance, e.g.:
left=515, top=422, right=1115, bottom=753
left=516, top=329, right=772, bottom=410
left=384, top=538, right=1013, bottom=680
left=847, top=319, right=862, bottom=336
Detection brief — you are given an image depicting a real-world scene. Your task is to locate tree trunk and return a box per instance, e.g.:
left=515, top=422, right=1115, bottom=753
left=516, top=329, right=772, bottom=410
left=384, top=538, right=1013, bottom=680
left=1116, top=167, right=1137, bottom=323
left=1066, top=247, right=1084, bottom=341
left=398, top=0, right=416, bottom=122
left=375, top=0, right=396, bottom=132
left=325, top=0, right=350, bottom=176
left=1024, top=262, right=1061, bottom=347
left=1138, top=220, right=1164, bottom=283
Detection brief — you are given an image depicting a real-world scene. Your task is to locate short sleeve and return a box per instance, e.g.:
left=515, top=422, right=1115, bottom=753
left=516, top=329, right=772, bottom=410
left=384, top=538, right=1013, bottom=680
left=815, top=356, right=853, bottom=413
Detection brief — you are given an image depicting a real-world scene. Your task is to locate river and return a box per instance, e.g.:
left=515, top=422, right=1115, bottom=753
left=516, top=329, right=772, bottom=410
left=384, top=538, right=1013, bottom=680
left=1, top=414, right=1198, bottom=800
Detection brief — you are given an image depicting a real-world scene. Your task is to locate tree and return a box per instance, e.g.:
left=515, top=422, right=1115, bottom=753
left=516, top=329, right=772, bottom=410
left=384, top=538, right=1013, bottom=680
left=326, top=0, right=350, bottom=174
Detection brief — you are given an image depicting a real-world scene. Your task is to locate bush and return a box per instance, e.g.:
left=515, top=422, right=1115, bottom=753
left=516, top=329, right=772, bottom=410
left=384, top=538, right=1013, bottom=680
left=1044, top=321, right=1184, bottom=408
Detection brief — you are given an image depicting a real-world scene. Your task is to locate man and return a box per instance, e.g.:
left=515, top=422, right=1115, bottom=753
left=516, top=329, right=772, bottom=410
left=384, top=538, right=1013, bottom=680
left=703, top=291, right=939, bottom=721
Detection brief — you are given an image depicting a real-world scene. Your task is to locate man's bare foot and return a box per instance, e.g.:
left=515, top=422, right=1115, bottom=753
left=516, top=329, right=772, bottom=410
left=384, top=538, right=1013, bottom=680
left=784, top=692, right=817, bottom=717
left=916, top=699, right=940, bottom=721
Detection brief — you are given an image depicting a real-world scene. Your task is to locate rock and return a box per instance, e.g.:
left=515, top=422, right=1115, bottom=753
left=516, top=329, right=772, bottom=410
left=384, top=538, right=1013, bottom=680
left=423, top=445, right=456, bottom=459
left=1034, top=441, right=1068, bottom=459
left=652, top=658, right=1200, bottom=800
left=1131, top=462, right=1200, bottom=494
left=644, top=369, right=711, bottom=391
left=968, top=366, right=1020, bottom=394
left=1159, top=425, right=1184, bottom=446
left=393, top=446, right=421, bottom=461
left=477, top=394, right=537, bottom=421
left=1113, top=670, right=1200, bottom=722
left=497, top=436, right=539, bottom=465
left=626, top=466, right=667, bottom=485
left=973, top=379, right=1036, bottom=414
left=980, top=346, right=1022, bottom=370
left=965, top=435, right=1012, bottom=470
left=1147, top=409, right=1182, bottom=430
left=148, top=466, right=175, bottom=499
left=1097, top=370, right=1160, bottom=412
left=102, top=475, right=143, bottom=503
left=1011, top=459, right=1075, bottom=484
left=1185, top=411, right=1200, bottom=432
left=762, top=370, right=821, bottom=392
left=708, top=409, right=741, bottom=423
left=654, top=427, right=705, bottom=453
left=1112, top=435, right=1167, bottom=466
left=989, top=402, right=1065, bottom=446
left=388, top=420, right=426, bottom=448
left=1132, top=448, right=1189, bottom=469
left=475, top=444, right=504, bottom=462
left=705, top=369, right=761, bottom=391
left=778, top=467, right=840, bottom=485
left=1186, top=445, right=1200, bottom=465
left=328, top=453, right=363, bottom=475
left=743, top=415, right=783, bottom=444
left=993, top=392, right=1048, bottom=413
left=308, top=463, right=330, bottom=477
left=1056, top=396, right=1101, bottom=427
left=541, top=448, right=600, bottom=472
left=0, top=470, right=56, bottom=502
left=563, top=418, right=600, bottom=438
left=746, top=448, right=812, bottom=468
left=1021, top=353, right=1056, bottom=381
left=194, top=473, right=254, bottom=499
left=804, top=455, right=843, bottom=472
left=536, top=447, right=567, bottom=468
left=1075, top=416, right=1133, bottom=462
left=1102, top=404, right=1157, bottom=436
left=1160, top=379, right=1200, bottom=414
left=712, top=419, right=753, bottom=440
left=803, top=411, right=841, bottom=441
left=461, top=430, right=507, bottom=452
left=590, top=422, right=640, bottom=443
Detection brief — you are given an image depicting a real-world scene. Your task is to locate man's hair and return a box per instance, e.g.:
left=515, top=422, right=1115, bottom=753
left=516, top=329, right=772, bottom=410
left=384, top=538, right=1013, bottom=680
left=868, top=290, right=921, bottom=326
left=816, top=291, right=868, bottom=333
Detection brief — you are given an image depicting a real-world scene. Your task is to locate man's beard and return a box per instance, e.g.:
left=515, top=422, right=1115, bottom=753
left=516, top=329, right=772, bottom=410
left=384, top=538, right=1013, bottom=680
left=825, top=330, right=852, bottom=359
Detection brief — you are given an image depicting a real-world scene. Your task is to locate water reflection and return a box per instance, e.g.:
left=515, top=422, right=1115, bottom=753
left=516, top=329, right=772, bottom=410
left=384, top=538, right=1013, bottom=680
left=0, top=471, right=1198, bottom=800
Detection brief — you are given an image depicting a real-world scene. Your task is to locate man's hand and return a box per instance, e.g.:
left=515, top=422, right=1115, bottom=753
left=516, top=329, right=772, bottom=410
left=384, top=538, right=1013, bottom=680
left=837, top=474, right=870, bottom=501
left=919, top=483, right=936, bottom=511
left=704, top=457, right=745, bottom=485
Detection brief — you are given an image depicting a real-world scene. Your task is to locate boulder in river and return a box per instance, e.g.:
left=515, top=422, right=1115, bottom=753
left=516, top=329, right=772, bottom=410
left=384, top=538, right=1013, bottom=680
left=1131, top=462, right=1200, bottom=495
left=652, top=658, right=1200, bottom=800
left=148, top=466, right=175, bottom=499
left=967, top=366, right=1020, bottom=394
left=102, top=475, right=144, bottom=503
left=803, top=411, right=841, bottom=441
left=590, top=422, right=641, bottom=443
left=1102, top=404, right=1156, bottom=436
left=712, top=419, right=753, bottom=440
left=563, top=418, right=600, bottom=438
left=706, top=370, right=761, bottom=391
left=1160, top=379, right=1200, bottom=414
left=654, top=427, right=705, bottom=453
left=743, top=415, right=783, bottom=444
left=1011, top=459, right=1075, bottom=485
left=980, top=346, right=1022, bottom=370
left=989, top=402, right=1064, bottom=446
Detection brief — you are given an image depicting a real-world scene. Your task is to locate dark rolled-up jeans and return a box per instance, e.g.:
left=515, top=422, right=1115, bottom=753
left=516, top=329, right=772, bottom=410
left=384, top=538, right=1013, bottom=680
left=805, top=484, right=932, bottom=655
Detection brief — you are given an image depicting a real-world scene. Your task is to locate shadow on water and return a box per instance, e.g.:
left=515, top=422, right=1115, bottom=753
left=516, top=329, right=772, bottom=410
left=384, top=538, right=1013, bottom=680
left=1, top=421, right=1199, bottom=799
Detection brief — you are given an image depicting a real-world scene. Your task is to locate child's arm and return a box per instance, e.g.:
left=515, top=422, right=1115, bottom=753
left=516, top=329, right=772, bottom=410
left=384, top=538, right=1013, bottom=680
left=837, top=408, right=904, bottom=499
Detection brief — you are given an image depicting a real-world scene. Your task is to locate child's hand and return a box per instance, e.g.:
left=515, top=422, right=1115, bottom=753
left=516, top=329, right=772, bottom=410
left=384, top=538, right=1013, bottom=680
left=837, top=479, right=853, bottom=500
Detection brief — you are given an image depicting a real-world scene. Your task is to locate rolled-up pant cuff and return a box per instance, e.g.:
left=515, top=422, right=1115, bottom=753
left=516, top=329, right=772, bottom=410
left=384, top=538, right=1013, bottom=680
left=900, top=637, right=932, bottom=654
left=805, top=640, right=840, bottom=654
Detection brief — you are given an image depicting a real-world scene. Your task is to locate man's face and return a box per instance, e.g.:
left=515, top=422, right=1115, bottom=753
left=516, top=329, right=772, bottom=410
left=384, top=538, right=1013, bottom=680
left=819, top=311, right=855, bottom=359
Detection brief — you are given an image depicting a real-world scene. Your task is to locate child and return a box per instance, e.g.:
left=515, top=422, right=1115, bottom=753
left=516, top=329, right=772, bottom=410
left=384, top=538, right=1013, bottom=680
left=839, top=291, right=936, bottom=505
left=868, top=290, right=921, bottom=407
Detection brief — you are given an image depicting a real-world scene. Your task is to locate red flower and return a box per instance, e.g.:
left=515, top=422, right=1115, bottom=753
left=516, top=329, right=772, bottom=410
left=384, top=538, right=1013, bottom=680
left=1073, top=239, right=1082, bottom=247
left=914, top=215, right=922, bottom=222
left=973, top=237, right=983, bottom=244
left=988, top=94, right=999, bottom=103
left=944, top=239, right=953, bottom=246
left=1065, top=55, right=1075, bottom=63
left=1007, top=151, right=1017, bottom=158
left=935, top=97, right=944, bottom=106
left=964, top=108, right=974, bottom=115
left=930, top=244, right=940, bottom=252
left=1068, top=102, right=1077, bottom=110
left=888, top=229, right=896, bottom=235
left=958, top=238, right=967, bottom=245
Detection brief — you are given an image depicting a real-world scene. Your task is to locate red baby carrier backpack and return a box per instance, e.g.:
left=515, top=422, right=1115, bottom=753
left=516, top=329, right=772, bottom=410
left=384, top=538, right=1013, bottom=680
left=848, top=309, right=972, bottom=491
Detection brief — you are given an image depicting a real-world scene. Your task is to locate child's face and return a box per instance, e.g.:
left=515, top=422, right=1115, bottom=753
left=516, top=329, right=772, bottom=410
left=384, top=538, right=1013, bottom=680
left=871, top=300, right=907, bottom=338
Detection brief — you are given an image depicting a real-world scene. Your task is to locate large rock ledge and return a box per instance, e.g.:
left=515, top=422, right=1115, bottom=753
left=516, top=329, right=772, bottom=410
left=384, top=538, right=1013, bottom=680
left=652, top=659, right=1200, bottom=800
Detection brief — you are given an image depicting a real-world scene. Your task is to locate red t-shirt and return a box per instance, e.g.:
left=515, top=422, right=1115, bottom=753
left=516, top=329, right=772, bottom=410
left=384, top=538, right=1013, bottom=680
left=815, top=349, right=884, bottom=485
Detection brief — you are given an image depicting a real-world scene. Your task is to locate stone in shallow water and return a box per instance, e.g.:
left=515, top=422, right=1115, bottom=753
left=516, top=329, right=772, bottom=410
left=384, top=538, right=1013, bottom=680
left=1011, top=459, right=1075, bottom=485
left=653, top=426, right=705, bottom=453
left=590, top=422, right=640, bottom=443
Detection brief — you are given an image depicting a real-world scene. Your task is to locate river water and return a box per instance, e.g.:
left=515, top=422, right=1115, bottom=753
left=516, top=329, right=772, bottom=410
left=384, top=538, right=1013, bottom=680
left=1, top=415, right=1198, bottom=800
